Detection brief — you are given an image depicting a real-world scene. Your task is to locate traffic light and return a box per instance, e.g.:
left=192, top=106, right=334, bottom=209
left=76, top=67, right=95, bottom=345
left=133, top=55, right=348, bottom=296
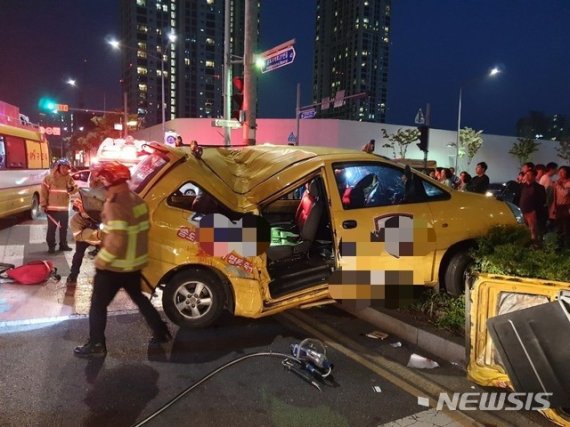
left=417, top=125, right=429, bottom=152
left=232, top=76, right=244, bottom=120
left=38, top=97, right=57, bottom=113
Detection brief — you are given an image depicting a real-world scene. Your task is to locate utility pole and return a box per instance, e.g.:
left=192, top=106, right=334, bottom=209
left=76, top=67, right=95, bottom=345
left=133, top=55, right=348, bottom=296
left=295, top=83, right=300, bottom=146
left=223, top=0, right=232, bottom=147
left=242, top=0, right=258, bottom=145
left=123, top=91, right=128, bottom=138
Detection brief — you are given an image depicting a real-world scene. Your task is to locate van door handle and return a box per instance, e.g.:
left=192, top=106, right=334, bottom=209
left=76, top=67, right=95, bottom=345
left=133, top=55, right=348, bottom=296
left=343, top=220, right=357, bottom=229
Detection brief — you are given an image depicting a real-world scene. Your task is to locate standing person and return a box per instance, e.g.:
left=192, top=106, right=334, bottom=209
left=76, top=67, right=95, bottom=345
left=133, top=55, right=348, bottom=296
left=466, top=162, right=490, bottom=194
left=539, top=162, right=558, bottom=188
left=449, top=167, right=460, bottom=189
left=65, top=188, right=105, bottom=295
left=74, top=162, right=171, bottom=358
left=40, top=159, right=78, bottom=253
left=518, top=169, right=546, bottom=242
left=553, top=166, right=570, bottom=249
left=439, top=168, right=453, bottom=187
left=457, top=171, right=471, bottom=191
left=540, top=162, right=558, bottom=231
left=362, top=139, right=375, bottom=154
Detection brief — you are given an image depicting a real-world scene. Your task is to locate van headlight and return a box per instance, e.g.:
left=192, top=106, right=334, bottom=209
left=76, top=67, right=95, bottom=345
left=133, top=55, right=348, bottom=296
left=505, top=201, right=524, bottom=224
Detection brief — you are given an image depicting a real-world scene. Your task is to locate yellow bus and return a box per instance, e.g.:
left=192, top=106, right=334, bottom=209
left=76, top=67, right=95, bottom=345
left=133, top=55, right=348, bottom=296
left=0, top=122, right=51, bottom=220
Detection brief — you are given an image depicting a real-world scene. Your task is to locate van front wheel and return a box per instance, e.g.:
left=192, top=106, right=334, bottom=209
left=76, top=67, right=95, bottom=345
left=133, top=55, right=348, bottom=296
left=162, top=270, right=225, bottom=328
left=444, top=251, right=472, bottom=296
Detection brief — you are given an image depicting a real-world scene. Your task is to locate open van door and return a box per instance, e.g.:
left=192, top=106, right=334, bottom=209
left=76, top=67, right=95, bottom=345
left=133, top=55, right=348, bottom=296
left=468, top=274, right=570, bottom=426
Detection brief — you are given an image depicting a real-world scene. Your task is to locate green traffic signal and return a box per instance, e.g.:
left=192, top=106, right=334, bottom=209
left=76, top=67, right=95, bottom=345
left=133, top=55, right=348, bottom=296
left=38, top=97, right=57, bottom=113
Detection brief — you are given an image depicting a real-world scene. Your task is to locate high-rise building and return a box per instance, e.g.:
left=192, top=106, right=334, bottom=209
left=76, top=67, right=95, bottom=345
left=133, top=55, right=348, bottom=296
left=119, top=0, right=246, bottom=128
left=313, top=0, right=391, bottom=122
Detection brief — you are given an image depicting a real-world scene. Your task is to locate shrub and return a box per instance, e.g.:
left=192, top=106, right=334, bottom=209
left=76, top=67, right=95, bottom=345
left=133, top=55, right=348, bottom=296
left=470, top=224, right=570, bottom=282
left=411, top=290, right=465, bottom=336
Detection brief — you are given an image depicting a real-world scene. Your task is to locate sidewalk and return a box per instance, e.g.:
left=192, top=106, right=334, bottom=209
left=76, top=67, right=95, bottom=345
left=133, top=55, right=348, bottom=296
left=0, top=252, right=162, bottom=328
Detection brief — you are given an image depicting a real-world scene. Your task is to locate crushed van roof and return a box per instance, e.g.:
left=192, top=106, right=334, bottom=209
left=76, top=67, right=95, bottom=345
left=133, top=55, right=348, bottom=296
left=180, top=144, right=372, bottom=194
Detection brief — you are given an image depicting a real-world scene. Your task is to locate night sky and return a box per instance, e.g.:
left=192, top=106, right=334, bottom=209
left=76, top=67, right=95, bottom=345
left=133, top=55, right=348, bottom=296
left=0, top=0, right=568, bottom=136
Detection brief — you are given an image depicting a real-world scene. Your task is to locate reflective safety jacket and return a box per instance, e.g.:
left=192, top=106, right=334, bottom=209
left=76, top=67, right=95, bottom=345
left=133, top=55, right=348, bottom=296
left=95, top=183, right=150, bottom=272
left=40, top=170, right=78, bottom=212
left=70, top=213, right=101, bottom=246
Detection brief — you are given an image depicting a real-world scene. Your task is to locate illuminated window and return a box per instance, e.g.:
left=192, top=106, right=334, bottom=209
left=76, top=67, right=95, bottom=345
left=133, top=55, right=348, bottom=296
left=139, top=84, right=148, bottom=92
left=205, top=60, right=215, bottom=68
left=136, top=0, right=145, bottom=6
left=206, top=38, right=215, bottom=45
left=137, top=67, right=148, bottom=75
left=207, top=0, right=214, bottom=3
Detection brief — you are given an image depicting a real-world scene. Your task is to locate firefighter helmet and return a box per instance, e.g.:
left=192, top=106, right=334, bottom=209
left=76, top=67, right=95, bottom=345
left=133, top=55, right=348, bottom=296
left=54, top=158, right=71, bottom=170
left=91, top=161, right=131, bottom=186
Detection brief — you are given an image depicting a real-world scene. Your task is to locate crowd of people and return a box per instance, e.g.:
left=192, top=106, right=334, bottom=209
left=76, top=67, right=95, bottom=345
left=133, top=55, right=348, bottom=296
left=429, top=162, right=490, bottom=194
left=507, top=162, right=570, bottom=248
left=361, top=140, right=570, bottom=248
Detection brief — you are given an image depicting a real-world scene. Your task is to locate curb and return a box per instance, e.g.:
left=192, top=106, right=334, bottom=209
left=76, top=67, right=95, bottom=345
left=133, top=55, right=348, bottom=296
left=338, top=302, right=466, bottom=366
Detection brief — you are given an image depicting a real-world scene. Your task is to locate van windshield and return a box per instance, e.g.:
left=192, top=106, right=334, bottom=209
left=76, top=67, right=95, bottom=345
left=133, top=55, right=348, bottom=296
left=129, top=152, right=169, bottom=193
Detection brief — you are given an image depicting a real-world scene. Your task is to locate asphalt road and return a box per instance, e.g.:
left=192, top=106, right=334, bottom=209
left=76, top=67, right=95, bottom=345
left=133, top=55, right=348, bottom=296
left=0, top=213, right=554, bottom=427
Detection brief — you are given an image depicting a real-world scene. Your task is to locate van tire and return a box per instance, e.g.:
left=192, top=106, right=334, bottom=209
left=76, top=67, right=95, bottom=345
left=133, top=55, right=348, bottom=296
left=162, top=269, right=225, bottom=328
left=444, top=251, right=472, bottom=296
left=29, top=194, right=41, bottom=220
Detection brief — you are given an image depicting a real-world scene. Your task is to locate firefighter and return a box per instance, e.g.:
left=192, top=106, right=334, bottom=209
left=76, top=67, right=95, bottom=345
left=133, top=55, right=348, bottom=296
left=74, top=162, right=171, bottom=358
left=40, top=159, right=78, bottom=253
left=65, top=188, right=105, bottom=296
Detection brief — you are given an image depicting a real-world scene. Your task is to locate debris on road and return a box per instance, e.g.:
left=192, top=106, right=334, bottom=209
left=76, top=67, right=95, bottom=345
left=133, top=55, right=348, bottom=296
left=389, top=341, right=402, bottom=348
left=365, top=330, right=389, bottom=340
left=407, top=353, right=439, bottom=369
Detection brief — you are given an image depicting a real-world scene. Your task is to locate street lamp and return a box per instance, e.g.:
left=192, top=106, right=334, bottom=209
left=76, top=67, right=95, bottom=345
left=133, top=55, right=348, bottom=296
left=455, top=66, right=501, bottom=171
left=108, top=30, right=177, bottom=135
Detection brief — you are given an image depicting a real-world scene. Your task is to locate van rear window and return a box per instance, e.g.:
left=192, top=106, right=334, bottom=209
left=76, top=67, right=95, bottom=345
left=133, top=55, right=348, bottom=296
left=129, top=152, right=168, bottom=193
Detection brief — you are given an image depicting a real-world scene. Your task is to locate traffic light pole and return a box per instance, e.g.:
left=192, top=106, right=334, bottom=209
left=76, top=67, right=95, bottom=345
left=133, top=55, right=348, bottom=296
left=223, top=0, right=232, bottom=147
left=423, top=103, right=431, bottom=172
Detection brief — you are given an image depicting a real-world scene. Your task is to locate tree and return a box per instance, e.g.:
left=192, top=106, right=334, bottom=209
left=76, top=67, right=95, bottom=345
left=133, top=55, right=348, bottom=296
left=509, top=137, right=541, bottom=166
left=380, top=128, right=420, bottom=159
left=458, top=127, right=484, bottom=166
left=557, top=139, right=570, bottom=163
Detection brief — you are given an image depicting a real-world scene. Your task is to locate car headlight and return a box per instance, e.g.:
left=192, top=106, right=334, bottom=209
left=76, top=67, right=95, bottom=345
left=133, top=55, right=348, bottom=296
left=505, top=201, right=524, bottom=224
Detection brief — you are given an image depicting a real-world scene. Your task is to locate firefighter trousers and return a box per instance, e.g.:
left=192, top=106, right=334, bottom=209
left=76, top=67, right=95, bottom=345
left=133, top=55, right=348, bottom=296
left=46, top=210, right=69, bottom=249
left=89, top=269, right=168, bottom=345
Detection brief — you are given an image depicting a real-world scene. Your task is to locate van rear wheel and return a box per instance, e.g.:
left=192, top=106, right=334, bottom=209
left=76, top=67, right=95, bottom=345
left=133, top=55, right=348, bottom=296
left=162, top=270, right=225, bottom=328
left=444, top=251, right=472, bottom=296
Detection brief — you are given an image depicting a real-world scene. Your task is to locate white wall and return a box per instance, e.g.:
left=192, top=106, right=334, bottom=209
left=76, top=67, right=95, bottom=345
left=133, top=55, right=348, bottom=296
left=133, top=118, right=563, bottom=184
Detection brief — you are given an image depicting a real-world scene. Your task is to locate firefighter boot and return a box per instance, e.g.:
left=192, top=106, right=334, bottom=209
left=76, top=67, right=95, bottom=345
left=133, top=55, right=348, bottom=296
left=74, top=341, right=107, bottom=358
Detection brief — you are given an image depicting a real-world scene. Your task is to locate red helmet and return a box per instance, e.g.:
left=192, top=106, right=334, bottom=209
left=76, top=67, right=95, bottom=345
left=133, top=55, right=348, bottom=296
left=91, top=162, right=131, bottom=186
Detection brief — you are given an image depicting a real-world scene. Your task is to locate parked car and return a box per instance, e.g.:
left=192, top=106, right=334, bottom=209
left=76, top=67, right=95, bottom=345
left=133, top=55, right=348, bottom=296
left=129, top=143, right=523, bottom=328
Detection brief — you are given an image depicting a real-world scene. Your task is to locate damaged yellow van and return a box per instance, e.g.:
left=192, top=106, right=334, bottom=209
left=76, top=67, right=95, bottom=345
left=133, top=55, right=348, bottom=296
left=130, top=142, right=523, bottom=328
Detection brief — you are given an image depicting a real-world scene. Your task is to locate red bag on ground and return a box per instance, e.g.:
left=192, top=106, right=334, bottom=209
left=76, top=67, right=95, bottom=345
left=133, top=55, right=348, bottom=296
left=2, top=260, right=60, bottom=285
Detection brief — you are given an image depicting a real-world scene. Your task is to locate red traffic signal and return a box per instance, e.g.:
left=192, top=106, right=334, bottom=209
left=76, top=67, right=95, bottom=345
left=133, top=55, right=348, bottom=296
left=232, top=76, right=244, bottom=120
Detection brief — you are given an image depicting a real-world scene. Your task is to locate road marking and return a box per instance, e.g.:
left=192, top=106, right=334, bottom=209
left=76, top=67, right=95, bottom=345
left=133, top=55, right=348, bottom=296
left=0, top=245, right=24, bottom=268
left=281, top=310, right=541, bottom=427
left=379, top=408, right=458, bottom=427
left=29, top=224, right=48, bottom=244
